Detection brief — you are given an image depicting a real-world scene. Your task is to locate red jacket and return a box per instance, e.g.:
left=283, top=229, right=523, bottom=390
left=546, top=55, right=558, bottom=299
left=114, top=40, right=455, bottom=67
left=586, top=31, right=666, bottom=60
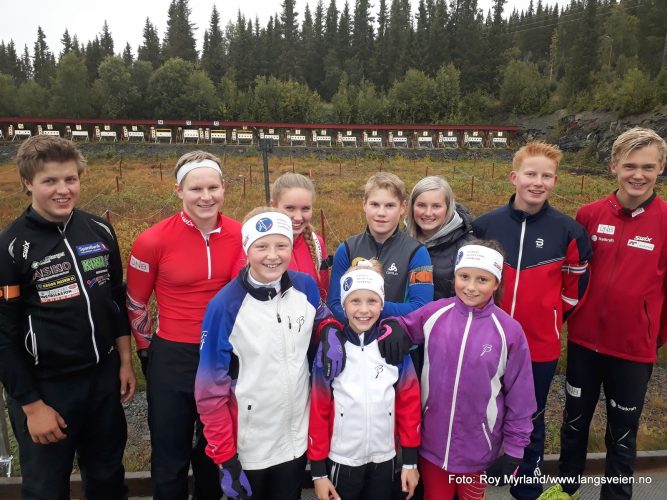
left=126, top=212, right=243, bottom=348
left=473, top=197, right=592, bottom=362
left=568, top=192, right=667, bottom=363
left=289, top=231, right=330, bottom=301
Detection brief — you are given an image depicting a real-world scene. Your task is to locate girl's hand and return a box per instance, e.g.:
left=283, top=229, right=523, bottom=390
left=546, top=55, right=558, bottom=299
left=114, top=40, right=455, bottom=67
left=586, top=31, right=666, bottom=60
left=313, top=477, right=340, bottom=500
left=401, top=468, right=420, bottom=499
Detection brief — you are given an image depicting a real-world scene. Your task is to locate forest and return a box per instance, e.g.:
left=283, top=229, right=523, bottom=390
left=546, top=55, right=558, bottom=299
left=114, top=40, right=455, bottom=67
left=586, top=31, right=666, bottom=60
left=0, top=0, right=665, bottom=124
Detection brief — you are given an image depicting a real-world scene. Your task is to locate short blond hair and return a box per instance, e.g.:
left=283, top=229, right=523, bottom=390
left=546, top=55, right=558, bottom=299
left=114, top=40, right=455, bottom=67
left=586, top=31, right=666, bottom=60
left=612, top=127, right=666, bottom=165
left=173, top=151, right=223, bottom=182
left=513, top=141, right=562, bottom=171
left=364, top=172, right=406, bottom=202
left=242, top=206, right=289, bottom=224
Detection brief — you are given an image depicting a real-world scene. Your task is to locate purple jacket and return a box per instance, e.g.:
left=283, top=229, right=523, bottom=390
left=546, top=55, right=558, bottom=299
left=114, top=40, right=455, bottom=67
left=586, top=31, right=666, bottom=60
left=395, top=296, right=536, bottom=473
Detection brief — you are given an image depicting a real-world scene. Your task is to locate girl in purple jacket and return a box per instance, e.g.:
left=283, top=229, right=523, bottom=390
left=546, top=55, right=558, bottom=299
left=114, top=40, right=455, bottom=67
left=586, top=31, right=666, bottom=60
left=380, top=240, right=536, bottom=500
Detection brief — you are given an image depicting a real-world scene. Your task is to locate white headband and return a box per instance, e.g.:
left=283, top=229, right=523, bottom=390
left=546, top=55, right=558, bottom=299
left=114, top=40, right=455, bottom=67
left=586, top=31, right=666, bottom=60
left=455, top=245, right=504, bottom=282
left=242, top=212, right=293, bottom=254
left=176, top=159, right=223, bottom=184
left=340, top=261, right=385, bottom=306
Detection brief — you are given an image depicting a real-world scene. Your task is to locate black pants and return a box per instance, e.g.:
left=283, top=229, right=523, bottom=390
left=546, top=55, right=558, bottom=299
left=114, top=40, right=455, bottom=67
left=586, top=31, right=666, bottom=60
left=147, top=335, right=221, bottom=500
left=510, top=360, right=558, bottom=500
left=8, top=351, right=127, bottom=500
left=558, top=342, right=653, bottom=500
left=244, top=453, right=307, bottom=500
left=328, top=458, right=395, bottom=500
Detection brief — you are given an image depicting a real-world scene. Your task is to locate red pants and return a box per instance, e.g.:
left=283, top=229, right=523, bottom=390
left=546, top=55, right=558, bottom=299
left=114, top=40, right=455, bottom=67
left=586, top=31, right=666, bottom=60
left=420, top=457, right=486, bottom=500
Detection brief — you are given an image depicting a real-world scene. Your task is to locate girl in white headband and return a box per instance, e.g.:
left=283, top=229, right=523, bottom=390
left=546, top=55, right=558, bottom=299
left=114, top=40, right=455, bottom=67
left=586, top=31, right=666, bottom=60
left=196, top=206, right=345, bottom=500
left=308, top=258, right=422, bottom=500
left=375, top=240, right=536, bottom=500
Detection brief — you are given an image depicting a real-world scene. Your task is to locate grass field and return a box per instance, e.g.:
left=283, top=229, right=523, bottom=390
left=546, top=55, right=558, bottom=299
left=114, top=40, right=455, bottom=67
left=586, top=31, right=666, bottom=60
left=1, top=152, right=666, bottom=473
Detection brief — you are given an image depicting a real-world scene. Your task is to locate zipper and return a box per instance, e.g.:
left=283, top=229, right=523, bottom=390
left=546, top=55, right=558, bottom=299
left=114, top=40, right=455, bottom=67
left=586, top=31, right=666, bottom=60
left=24, top=314, right=39, bottom=365
left=61, top=232, right=99, bottom=363
left=443, top=311, right=473, bottom=469
left=597, top=217, right=626, bottom=351
left=277, top=291, right=296, bottom=458
left=553, top=307, right=560, bottom=340
left=510, top=219, right=526, bottom=317
left=201, top=233, right=212, bottom=280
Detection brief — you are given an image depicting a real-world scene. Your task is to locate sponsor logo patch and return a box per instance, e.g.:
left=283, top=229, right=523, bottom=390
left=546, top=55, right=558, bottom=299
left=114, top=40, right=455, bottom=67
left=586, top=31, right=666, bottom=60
left=566, top=381, right=581, bottom=398
left=38, top=283, right=80, bottom=303
left=610, top=399, right=637, bottom=412
left=597, top=224, right=615, bottom=235
left=130, top=255, right=150, bottom=273
left=33, top=262, right=72, bottom=281
left=36, top=275, right=76, bottom=290
left=536, top=238, right=544, bottom=248
left=87, top=273, right=110, bottom=287
left=627, top=236, right=654, bottom=251
left=387, top=262, right=398, bottom=275
left=76, top=242, right=109, bottom=256
left=81, top=255, right=109, bottom=272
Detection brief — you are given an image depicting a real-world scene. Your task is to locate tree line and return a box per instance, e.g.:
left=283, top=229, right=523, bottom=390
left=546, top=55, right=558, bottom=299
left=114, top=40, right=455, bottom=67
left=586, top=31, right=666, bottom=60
left=0, top=0, right=665, bottom=124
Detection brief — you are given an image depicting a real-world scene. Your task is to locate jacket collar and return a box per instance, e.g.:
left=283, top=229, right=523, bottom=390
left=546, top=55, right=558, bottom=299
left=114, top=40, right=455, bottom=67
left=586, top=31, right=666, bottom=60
left=179, top=211, right=223, bottom=234
left=25, top=205, right=74, bottom=231
left=506, top=194, right=550, bottom=222
left=453, top=295, right=496, bottom=318
left=344, top=323, right=381, bottom=346
left=364, top=225, right=401, bottom=248
left=239, top=267, right=293, bottom=301
left=424, top=203, right=473, bottom=248
left=607, top=190, right=656, bottom=217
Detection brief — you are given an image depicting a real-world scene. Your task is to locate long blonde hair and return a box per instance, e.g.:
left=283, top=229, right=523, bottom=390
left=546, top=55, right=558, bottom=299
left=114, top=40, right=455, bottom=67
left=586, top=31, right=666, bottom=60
left=271, top=173, right=321, bottom=279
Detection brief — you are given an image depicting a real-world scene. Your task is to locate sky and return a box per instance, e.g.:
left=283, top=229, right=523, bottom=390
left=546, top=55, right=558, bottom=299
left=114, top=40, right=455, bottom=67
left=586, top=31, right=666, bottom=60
left=0, top=0, right=569, bottom=56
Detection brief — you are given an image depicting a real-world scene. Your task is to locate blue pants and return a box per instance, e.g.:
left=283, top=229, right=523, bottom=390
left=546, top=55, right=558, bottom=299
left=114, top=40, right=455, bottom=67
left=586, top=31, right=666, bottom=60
left=510, top=360, right=558, bottom=500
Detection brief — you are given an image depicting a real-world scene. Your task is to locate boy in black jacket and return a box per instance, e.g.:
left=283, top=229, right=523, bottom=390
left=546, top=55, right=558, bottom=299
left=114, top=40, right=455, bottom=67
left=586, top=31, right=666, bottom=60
left=0, top=135, right=134, bottom=499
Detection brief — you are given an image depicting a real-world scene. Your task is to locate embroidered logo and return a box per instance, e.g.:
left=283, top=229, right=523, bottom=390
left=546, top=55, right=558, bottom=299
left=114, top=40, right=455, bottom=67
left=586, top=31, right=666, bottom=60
left=375, top=365, right=384, bottom=378
left=627, top=235, right=654, bottom=251
left=481, top=344, right=492, bottom=357
left=597, top=224, right=615, bottom=235
left=610, top=399, right=637, bottom=412
left=22, top=240, right=30, bottom=259
left=81, top=255, right=109, bottom=272
left=566, top=381, right=581, bottom=398
left=76, top=242, right=109, bottom=256
left=535, top=238, right=544, bottom=249
left=342, top=276, right=353, bottom=291
left=130, top=255, right=150, bottom=273
left=255, top=218, right=274, bottom=232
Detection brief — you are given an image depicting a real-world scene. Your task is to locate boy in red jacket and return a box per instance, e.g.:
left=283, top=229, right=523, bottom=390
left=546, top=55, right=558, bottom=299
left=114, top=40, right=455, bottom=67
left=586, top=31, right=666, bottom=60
left=540, top=128, right=667, bottom=500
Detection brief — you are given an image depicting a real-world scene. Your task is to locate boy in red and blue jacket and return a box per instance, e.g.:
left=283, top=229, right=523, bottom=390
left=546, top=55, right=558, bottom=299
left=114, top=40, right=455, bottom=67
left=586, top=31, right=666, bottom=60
left=473, top=142, right=592, bottom=500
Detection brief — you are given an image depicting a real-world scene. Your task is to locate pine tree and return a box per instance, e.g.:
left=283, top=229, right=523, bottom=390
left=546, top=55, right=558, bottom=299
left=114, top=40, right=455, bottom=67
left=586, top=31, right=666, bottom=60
left=278, top=0, right=300, bottom=80
left=163, top=0, right=198, bottom=62
left=61, top=29, right=73, bottom=56
left=201, top=5, right=226, bottom=83
left=351, top=0, right=374, bottom=80
left=138, top=18, right=162, bottom=69
left=100, top=21, right=114, bottom=57
left=33, top=27, right=55, bottom=87
left=122, top=43, right=134, bottom=66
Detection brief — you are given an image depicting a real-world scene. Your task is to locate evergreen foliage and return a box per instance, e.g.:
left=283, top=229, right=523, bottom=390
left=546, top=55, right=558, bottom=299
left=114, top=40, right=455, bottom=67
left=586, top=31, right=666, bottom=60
left=1, top=0, right=664, bottom=122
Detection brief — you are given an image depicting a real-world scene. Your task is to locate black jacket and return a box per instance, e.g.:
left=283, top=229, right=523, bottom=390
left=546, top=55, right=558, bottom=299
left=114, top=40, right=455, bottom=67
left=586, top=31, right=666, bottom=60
left=0, top=207, right=129, bottom=405
left=424, top=204, right=474, bottom=300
